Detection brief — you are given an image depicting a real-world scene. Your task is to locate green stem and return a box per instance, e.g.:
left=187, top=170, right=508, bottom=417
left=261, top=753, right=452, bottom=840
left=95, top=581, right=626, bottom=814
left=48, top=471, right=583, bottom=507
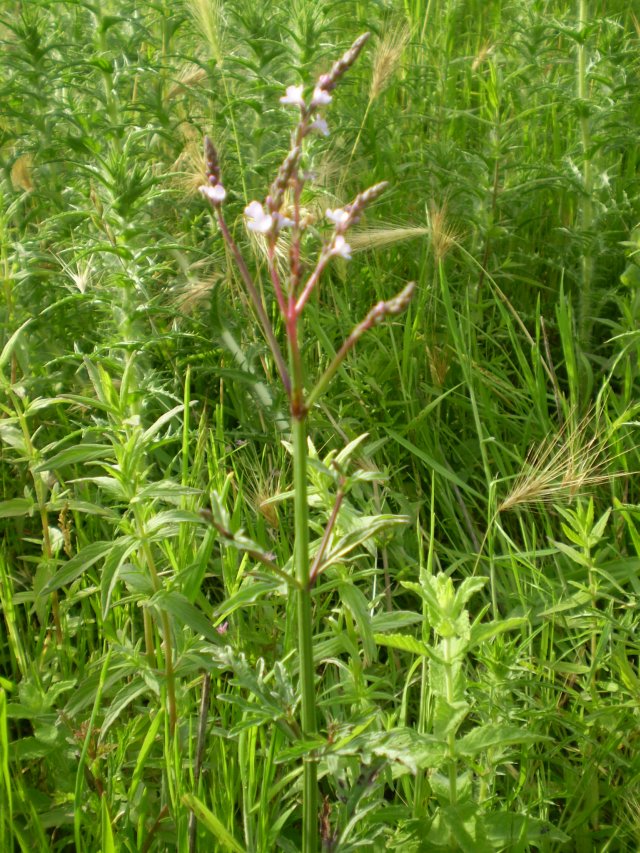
left=443, top=636, right=457, bottom=807
left=292, top=413, right=318, bottom=852
left=134, top=507, right=177, bottom=735
left=577, top=0, right=594, bottom=346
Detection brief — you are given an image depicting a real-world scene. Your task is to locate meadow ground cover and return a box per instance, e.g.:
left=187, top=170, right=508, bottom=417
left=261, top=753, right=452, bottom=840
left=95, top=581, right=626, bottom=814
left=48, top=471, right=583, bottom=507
left=1, top=0, right=640, bottom=850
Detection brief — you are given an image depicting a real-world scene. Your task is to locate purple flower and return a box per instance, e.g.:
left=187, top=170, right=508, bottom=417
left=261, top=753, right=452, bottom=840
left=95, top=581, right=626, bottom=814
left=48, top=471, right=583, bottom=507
left=245, top=201, right=273, bottom=233
left=199, top=184, right=226, bottom=204
left=331, top=235, right=352, bottom=260
left=280, top=85, right=305, bottom=108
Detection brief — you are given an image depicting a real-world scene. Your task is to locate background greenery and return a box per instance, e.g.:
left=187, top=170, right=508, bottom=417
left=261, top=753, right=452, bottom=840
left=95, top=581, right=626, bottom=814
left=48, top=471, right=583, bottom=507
left=1, top=0, right=640, bottom=849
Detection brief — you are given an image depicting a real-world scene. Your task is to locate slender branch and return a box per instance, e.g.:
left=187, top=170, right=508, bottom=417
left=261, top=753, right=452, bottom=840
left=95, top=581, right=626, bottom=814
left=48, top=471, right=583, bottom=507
left=216, top=210, right=291, bottom=397
left=307, top=283, right=416, bottom=409
left=309, top=484, right=345, bottom=586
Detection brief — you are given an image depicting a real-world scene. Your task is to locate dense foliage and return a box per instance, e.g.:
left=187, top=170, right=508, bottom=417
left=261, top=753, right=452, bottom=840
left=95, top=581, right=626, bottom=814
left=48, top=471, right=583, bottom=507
left=1, top=0, right=640, bottom=850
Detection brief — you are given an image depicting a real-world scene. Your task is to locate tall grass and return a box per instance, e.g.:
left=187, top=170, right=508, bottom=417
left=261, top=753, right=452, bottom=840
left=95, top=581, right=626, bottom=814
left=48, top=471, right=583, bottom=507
left=1, top=0, right=640, bottom=849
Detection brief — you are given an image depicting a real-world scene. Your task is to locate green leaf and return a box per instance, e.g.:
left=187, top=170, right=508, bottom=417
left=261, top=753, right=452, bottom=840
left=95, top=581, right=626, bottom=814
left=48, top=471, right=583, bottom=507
left=101, top=792, right=116, bottom=853
left=148, top=590, right=221, bottom=644
left=0, top=424, right=27, bottom=454
left=0, top=319, right=32, bottom=374
left=35, top=444, right=115, bottom=471
left=339, top=581, right=377, bottom=665
left=42, top=540, right=114, bottom=593
left=337, top=728, right=446, bottom=774
left=100, top=678, right=149, bottom=737
left=215, top=579, right=283, bottom=621
left=551, top=540, right=592, bottom=568
left=323, top=514, right=408, bottom=569
left=182, top=794, right=246, bottom=852
left=484, top=812, right=570, bottom=845
left=370, top=611, right=423, bottom=632
left=100, top=537, right=138, bottom=618
left=457, top=724, right=547, bottom=756
left=0, top=498, right=34, bottom=518
left=374, top=632, right=432, bottom=658
left=128, top=710, right=163, bottom=799
left=468, top=616, right=527, bottom=650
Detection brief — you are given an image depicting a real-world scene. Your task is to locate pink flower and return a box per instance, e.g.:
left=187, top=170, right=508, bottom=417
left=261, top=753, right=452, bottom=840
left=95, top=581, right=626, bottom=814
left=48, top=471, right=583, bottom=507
left=280, top=85, right=305, bottom=108
left=326, top=208, right=349, bottom=226
left=199, top=184, right=226, bottom=204
left=245, top=201, right=273, bottom=233
left=331, top=235, right=352, bottom=260
left=310, top=117, right=330, bottom=136
left=216, top=621, right=229, bottom=635
left=311, top=86, right=332, bottom=107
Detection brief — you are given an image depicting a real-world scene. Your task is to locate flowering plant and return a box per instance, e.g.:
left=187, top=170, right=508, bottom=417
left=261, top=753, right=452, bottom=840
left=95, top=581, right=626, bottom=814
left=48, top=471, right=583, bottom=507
left=199, top=33, right=414, bottom=851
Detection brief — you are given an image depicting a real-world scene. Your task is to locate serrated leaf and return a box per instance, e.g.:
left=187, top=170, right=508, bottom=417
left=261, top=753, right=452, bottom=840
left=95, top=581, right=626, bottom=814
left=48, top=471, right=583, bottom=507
left=457, top=724, right=547, bottom=756
left=374, top=632, right=432, bottom=657
left=215, top=579, right=283, bottom=621
left=337, top=728, right=446, bottom=774
left=100, top=678, right=148, bottom=738
left=370, top=611, right=423, bottom=632
left=551, top=540, right=591, bottom=568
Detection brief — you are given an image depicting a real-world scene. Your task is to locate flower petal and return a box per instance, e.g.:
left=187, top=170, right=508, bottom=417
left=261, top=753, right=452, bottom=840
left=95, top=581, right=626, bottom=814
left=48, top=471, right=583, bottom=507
left=311, top=86, right=332, bottom=107
left=310, top=117, right=330, bottom=137
left=326, top=208, right=349, bottom=226
left=199, top=184, right=226, bottom=203
left=332, top=235, right=352, bottom=260
left=280, top=84, right=305, bottom=108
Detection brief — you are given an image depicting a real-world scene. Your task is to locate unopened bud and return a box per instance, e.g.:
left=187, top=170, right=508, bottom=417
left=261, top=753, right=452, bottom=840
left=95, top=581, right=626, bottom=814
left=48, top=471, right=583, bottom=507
left=204, top=136, right=221, bottom=185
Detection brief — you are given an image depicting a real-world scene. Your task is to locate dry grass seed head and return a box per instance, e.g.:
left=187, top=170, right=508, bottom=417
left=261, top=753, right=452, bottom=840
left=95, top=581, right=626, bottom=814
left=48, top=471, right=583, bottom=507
left=171, top=127, right=228, bottom=197
left=171, top=273, right=221, bottom=315
left=11, top=154, right=34, bottom=192
left=186, top=0, right=225, bottom=65
left=428, top=201, right=460, bottom=262
left=166, top=62, right=208, bottom=100
left=499, top=414, right=619, bottom=513
left=370, top=23, right=410, bottom=100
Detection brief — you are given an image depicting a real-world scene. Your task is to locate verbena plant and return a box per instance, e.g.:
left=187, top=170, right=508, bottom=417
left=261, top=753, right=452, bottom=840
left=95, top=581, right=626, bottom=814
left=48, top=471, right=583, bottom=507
left=197, top=34, right=416, bottom=850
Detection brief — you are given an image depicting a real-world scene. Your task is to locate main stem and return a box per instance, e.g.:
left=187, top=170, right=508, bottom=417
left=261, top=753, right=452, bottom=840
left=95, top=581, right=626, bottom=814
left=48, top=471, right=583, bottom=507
left=292, top=410, right=317, bottom=851
left=577, top=0, right=593, bottom=346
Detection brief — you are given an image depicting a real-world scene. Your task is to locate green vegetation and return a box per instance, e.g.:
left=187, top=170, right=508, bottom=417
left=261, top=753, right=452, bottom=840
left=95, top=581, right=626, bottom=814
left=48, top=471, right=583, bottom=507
left=1, top=0, right=640, bottom=850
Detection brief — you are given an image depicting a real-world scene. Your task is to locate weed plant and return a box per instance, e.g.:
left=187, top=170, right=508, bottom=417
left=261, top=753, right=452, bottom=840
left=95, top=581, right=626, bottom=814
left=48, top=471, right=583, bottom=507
left=1, top=0, right=640, bottom=851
